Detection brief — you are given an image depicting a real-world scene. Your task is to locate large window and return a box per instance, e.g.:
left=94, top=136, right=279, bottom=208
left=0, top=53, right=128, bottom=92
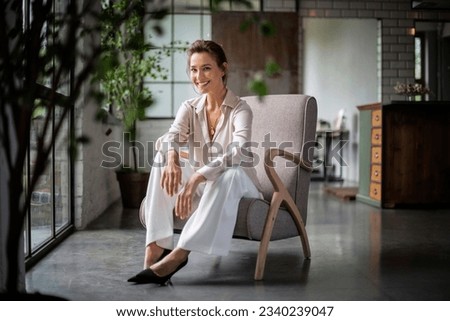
left=144, top=0, right=264, bottom=118
left=23, top=0, right=74, bottom=268
left=144, top=1, right=211, bottom=118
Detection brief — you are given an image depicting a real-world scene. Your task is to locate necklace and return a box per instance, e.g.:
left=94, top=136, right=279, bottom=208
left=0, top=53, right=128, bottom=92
left=207, top=109, right=221, bottom=138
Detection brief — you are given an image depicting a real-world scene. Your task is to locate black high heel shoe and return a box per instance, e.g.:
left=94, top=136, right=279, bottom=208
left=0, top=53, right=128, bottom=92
left=127, top=248, right=171, bottom=282
left=127, top=258, right=188, bottom=285
left=157, top=248, right=172, bottom=262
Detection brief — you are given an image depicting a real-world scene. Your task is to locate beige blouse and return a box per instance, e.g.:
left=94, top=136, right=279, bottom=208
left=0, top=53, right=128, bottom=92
left=155, top=89, right=262, bottom=192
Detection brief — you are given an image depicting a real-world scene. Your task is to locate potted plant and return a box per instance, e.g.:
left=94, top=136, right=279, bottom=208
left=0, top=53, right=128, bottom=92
left=96, top=0, right=170, bottom=208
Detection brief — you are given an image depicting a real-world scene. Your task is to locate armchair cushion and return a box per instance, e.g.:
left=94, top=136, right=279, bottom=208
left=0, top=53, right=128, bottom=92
left=234, top=198, right=300, bottom=241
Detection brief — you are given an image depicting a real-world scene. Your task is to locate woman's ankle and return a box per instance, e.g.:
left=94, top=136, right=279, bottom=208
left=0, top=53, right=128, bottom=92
left=150, top=248, right=189, bottom=274
left=143, top=244, right=164, bottom=268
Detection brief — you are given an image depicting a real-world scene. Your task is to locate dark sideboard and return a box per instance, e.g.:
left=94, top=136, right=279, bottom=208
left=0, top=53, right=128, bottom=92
left=357, top=101, right=450, bottom=208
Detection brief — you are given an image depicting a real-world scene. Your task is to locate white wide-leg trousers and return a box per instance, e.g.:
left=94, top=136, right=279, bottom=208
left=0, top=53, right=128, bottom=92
left=143, top=152, right=261, bottom=256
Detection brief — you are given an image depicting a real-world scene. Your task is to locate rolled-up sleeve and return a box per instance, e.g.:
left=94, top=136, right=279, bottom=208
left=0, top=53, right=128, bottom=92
left=155, top=102, right=191, bottom=154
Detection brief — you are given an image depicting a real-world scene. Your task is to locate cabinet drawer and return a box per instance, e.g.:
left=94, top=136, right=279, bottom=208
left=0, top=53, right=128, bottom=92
left=372, top=109, right=382, bottom=127
left=371, top=146, right=382, bottom=164
left=369, top=182, right=381, bottom=201
left=371, top=164, right=382, bottom=182
left=371, top=128, right=382, bottom=145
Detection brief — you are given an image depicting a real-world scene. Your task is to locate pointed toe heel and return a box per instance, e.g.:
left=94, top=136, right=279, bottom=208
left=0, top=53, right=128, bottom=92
left=127, top=258, right=188, bottom=285
left=127, top=248, right=172, bottom=283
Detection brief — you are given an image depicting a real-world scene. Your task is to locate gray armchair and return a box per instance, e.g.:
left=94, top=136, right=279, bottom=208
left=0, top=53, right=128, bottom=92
left=141, top=94, right=318, bottom=280
left=232, top=95, right=317, bottom=280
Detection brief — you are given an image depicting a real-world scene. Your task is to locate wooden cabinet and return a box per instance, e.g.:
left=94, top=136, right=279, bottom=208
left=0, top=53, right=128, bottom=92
left=357, top=101, right=450, bottom=208
left=370, top=109, right=382, bottom=202
left=357, top=103, right=383, bottom=206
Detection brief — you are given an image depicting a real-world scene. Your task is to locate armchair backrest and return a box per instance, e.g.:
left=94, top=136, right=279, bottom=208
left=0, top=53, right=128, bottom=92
left=242, top=95, right=318, bottom=223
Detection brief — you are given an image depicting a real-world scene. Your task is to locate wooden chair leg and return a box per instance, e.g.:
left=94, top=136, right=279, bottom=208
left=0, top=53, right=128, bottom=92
left=284, top=196, right=311, bottom=258
left=254, top=191, right=311, bottom=280
left=254, top=193, right=282, bottom=280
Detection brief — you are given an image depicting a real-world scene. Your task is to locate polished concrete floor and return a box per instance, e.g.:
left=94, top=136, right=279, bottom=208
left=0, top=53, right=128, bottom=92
left=25, top=182, right=450, bottom=301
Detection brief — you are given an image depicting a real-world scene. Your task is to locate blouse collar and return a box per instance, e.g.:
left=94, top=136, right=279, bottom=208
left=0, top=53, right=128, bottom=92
left=193, top=89, right=240, bottom=114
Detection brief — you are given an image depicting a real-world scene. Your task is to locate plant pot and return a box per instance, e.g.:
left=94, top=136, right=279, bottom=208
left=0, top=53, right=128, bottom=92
left=116, top=171, right=150, bottom=208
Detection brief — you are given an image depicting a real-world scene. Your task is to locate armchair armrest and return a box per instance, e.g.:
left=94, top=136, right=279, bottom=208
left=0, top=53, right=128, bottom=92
left=264, top=148, right=313, bottom=193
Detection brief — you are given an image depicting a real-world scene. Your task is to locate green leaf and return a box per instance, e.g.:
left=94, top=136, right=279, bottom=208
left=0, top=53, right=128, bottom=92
left=260, top=20, right=276, bottom=37
left=96, top=108, right=109, bottom=122
left=265, top=59, right=281, bottom=78
left=150, top=8, right=170, bottom=20
left=152, top=25, right=164, bottom=36
left=248, top=78, right=268, bottom=97
left=76, top=135, right=91, bottom=144
left=239, top=18, right=253, bottom=33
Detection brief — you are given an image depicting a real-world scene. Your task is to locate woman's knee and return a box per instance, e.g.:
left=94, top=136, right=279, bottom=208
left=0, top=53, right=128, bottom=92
left=216, top=166, right=244, bottom=184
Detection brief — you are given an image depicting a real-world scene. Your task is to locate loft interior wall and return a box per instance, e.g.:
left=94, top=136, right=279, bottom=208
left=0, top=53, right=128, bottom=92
left=302, top=18, right=379, bottom=182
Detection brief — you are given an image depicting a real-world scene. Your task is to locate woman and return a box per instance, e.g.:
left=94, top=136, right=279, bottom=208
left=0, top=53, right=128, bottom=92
left=128, top=40, right=262, bottom=285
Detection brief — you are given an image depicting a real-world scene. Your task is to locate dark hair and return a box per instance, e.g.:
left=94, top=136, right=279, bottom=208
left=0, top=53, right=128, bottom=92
left=187, top=40, right=228, bottom=84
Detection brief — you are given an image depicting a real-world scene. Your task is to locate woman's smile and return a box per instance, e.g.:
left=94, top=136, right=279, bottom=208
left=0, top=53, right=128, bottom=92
left=196, top=80, right=210, bottom=88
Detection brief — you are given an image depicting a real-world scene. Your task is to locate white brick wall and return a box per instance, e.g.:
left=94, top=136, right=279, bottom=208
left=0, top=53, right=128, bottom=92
left=264, top=0, right=450, bottom=103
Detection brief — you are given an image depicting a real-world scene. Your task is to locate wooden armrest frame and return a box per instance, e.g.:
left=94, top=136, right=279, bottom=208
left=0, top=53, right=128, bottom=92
left=254, top=148, right=312, bottom=280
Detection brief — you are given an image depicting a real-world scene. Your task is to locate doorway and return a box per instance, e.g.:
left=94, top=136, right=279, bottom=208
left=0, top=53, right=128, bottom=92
left=302, top=18, right=380, bottom=182
left=415, top=21, right=450, bottom=101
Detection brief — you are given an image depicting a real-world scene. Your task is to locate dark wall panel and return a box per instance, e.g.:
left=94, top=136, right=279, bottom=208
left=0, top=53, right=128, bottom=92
left=212, top=12, right=299, bottom=96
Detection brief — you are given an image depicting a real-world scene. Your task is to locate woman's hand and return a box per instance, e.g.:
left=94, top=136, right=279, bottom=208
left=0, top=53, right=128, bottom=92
left=160, top=150, right=182, bottom=196
left=175, top=172, right=205, bottom=220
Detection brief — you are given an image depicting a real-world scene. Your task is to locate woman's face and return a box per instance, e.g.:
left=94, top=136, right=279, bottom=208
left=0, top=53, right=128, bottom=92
left=189, top=52, right=225, bottom=95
